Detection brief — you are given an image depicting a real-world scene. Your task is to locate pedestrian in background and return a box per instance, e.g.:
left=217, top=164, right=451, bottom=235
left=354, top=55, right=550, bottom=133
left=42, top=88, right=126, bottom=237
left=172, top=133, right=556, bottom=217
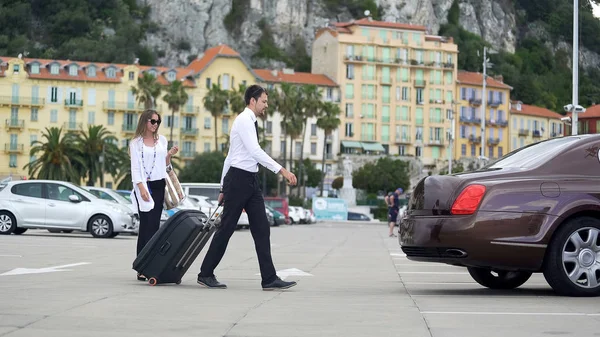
left=130, top=109, right=178, bottom=281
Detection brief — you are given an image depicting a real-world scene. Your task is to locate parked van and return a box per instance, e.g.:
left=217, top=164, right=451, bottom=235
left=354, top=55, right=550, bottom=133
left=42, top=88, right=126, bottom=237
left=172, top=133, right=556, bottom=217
left=180, top=183, right=221, bottom=200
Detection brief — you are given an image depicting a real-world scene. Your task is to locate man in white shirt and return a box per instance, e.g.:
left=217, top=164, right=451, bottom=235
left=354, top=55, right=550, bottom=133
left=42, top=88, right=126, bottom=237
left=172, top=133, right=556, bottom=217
left=198, top=85, right=298, bottom=291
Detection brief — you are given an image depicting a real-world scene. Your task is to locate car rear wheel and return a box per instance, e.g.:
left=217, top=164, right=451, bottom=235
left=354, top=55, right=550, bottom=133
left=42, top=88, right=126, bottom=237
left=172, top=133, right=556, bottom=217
left=0, top=211, right=16, bottom=235
left=13, top=228, right=27, bottom=235
left=543, top=216, right=600, bottom=297
left=467, top=267, right=532, bottom=289
left=89, top=215, right=114, bottom=238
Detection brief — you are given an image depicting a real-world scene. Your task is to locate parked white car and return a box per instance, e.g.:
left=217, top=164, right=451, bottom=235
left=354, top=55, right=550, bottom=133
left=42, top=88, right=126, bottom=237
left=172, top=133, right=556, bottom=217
left=0, top=180, right=136, bottom=238
left=83, top=186, right=139, bottom=233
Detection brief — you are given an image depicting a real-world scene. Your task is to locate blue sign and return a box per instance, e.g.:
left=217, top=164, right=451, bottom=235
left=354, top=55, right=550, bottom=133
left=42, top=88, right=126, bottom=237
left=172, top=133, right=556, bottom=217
left=312, top=197, right=348, bottom=221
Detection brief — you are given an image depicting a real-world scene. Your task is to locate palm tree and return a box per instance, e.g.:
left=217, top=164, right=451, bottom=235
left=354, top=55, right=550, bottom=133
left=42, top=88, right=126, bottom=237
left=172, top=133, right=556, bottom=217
left=229, top=83, right=247, bottom=115
left=317, top=102, right=341, bottom=196
left=203, top=84, right=229, bottom=151
left=163, top=80, right=190, bottom=147
left=274, top=83, right=302, bottom=169
left=75, top=125, right=119, bottom=186
left=131, top=72, right=162, bottom=109
left=297, top=84, right=322, bottom=196
left=23, top=127, right=86, bottom=183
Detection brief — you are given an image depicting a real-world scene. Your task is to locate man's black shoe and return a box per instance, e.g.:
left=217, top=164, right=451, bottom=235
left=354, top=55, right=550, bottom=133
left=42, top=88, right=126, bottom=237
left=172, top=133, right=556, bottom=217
left=197, top=275, right=227, bottom=289
left=262, top=277, right=297, bottom=291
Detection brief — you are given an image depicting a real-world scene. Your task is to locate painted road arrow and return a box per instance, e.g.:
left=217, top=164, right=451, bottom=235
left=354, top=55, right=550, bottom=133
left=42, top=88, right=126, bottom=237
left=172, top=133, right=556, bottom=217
left=0, top=262, right=91, bottom=276
left=256, top=268, right=313, bottom=280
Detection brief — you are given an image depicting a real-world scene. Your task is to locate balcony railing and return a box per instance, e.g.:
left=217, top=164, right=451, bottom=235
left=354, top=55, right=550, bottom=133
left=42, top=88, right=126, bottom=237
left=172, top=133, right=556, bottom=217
left=488, top=137, right=500, bottom=145
left=5, top=119, right=24, bottom=129
left=63, top=122, right=83, bottom=131
left=0, top=96, right=45, bottom=106
left=380, top=76, right=392, bottom=85
left=414, top=80, right=426, bottom=87
left=468, top=135, right=481, bottom=144
left=396, top=137, right=411, bottom=144
left=64, top=99, right=84, bottom=107
left=469, top=98, right=482, bottom=106
left=518, top=128, right=530, bottom=136
left=4, top=143, right=24, bottom=153
left=182, top=105, right=201, bottom=114
left=180, top=151, right=195, bottom=159
left=428, top=139, right=444, bottom=146
left=532, top=130, right=542, bottom=138
left=102, top=101, right=147, bottom=112
left=325, top=153, right=334, bottom=160
left=489, top=100, right=502, bottom=107
left=429, top=118, right=444, bottom=124
left=429, top=99, right=445, bottom=105
left=180, top=128, right=199, bottom=136
left=122, top=124, right=136, bottom=133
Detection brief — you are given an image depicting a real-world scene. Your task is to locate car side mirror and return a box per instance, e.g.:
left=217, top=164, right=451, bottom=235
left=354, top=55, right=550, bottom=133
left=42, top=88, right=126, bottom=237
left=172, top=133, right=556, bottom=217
left=68, top=194, right=81, bottom=203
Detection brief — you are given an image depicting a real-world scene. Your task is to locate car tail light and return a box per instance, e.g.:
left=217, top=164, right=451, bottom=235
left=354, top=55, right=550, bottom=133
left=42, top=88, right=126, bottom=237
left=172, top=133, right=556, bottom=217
left=450, top=184, right=486, bottom=215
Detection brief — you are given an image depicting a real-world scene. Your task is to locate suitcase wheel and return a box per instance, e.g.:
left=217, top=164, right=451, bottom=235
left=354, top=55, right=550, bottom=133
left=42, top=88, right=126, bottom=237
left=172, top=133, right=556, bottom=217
left=148, top=277, right=158, bottom=286
left=176, top=280, right=182, bottom=285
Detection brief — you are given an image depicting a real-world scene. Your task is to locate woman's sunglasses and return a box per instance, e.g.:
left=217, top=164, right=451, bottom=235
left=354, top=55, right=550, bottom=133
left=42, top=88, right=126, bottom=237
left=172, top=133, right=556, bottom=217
left=148, top=119, right=161, bottom=125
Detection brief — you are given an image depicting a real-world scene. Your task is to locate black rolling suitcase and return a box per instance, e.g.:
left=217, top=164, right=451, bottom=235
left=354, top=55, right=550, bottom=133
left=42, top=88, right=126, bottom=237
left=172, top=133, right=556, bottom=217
left=132, top=206, right=222, bottom=286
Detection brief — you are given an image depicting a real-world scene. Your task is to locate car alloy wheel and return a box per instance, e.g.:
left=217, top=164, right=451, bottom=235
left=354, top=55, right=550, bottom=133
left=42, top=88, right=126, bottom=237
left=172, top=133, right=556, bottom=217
left=89, top=215, right=114, bottom=238
left=0, top=212, right=16, bottom=235
left=561, top=227, right=600, bottom=289
left=544, top=216, right=600, bottom=297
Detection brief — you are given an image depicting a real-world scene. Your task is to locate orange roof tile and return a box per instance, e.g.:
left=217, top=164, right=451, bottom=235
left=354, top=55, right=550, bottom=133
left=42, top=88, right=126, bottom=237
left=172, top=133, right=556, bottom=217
left=510, top=102, right=563, bottom=119
left=253, top=69, right=338, bottom=87
left=457, top=71, right=513, bottom=90
left=0, top=56, right=196, bottom=87
left=333, top=18, right=427, bottom=33
left=567, top=104, right=600, bottom=119
left=187, top=44, right=240, bottom=74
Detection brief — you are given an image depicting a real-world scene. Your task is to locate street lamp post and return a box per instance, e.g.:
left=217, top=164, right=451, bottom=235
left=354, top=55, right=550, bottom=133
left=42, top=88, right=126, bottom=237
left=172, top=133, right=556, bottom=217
left=572, top=0, right=580, bottom=135
left=479, top=46, right=496, bottom=168
left=447, top=101, right=457, bottom=174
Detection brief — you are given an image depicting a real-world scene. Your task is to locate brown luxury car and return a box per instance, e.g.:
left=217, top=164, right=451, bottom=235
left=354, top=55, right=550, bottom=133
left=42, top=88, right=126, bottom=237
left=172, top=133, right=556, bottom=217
left=399, top=134, right=600, bottom=297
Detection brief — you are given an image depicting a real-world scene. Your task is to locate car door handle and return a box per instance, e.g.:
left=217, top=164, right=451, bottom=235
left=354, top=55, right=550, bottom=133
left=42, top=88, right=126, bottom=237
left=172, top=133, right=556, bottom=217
left=48, top=203, right=56, bottom=207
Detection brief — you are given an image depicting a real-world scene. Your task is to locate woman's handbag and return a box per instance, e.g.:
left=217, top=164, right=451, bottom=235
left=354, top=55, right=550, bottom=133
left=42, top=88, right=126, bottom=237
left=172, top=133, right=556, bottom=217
left=164, top=165, right=185, bottom=210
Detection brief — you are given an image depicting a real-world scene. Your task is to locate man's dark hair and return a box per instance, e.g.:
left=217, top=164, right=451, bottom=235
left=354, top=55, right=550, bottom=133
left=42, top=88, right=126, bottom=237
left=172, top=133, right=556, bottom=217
left=244, top=85, right=268, bottom=105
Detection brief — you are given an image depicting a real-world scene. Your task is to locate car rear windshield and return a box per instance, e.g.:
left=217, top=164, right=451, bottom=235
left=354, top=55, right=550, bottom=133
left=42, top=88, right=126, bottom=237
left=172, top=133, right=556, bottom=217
left=483, top=137, right=579, bottom=170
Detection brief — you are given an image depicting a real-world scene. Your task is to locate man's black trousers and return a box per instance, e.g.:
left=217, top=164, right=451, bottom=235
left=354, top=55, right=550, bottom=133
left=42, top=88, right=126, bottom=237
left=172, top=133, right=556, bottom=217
left=199, top=167, right=277, bottom=285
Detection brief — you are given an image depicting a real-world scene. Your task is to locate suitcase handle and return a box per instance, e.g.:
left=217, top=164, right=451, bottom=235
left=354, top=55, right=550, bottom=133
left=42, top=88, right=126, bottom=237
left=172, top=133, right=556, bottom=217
left=159, top=241, right=171, bottom=255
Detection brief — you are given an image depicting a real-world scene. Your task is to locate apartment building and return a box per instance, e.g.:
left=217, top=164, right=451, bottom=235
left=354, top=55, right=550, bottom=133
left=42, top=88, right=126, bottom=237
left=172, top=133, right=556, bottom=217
left=311, top=17, right=459, bottom=167
left=565, top=104, right=600, bottom=135
left=454, top=71, right=512, bottom=160
left=509, top=101, right=564, bottom=151
left=253, top=68, right=341, bottom=193
left=0, top=45, right=266, bottom=184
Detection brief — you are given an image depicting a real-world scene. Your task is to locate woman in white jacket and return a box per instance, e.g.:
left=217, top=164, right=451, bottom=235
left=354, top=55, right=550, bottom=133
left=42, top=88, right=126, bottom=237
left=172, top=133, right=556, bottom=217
left=130, top=109, right=178, bottom=281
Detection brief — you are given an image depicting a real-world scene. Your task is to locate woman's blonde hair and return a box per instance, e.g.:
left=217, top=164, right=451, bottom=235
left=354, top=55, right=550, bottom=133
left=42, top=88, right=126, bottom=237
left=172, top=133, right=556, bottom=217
left=133, top=109, right=161, bottom=141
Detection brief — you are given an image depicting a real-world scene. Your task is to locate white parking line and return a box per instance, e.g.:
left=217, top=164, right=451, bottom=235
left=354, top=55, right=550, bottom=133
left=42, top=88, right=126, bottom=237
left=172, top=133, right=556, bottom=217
left=0, top=255, right=22, bottom=257
left=399, top=271, right=469, bottom=275
left=421, top=311, right=600, bottom=316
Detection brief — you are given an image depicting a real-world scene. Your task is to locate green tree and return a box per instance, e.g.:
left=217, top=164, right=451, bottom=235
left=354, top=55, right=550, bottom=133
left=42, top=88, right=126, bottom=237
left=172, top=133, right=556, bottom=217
left=179, top=151, right=226, bottom=183
left=316, top=101, right=341, bottom=195
left=352, top=157, right=410, bottom=194
left=203, top=84, right=230, bottom=151
left=331, top=176, right=343, bottom=190
left=24, top=127, right=86, bottom=183
left=163, top=80, right=189, bottom=146
left=75, top=125, right=119, bottom=186
left=228, top=83, right=247, bottom=115
left=131, top=72, right=162, bottom=109
left=296, top=84, right=322, bottom=195
left=448, top=0, right=460, bottom=25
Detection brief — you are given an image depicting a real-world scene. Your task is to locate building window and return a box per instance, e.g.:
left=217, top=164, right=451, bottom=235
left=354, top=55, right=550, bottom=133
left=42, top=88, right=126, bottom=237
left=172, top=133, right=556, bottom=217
left=345, top=103, right=353, bottom=118
left=415, top=146, right=422, bottom=157
left=311, top=142, right=317, bottom=155
left=106, top=68, right=116, bottom=78
left=266, top=121, right=272, bottom=134
left=129, top=71, right=135, bottom=80
left=167, top=71, right=176, bottom=82
left=222, top=74, right=230, bottom=90
left=31, top=108, right=38, bottom=122
left=50, top=109, right=58, bottom=123
left=346, top=64, right=354, bottom=79
left=204, top=117, right=211, bottom=129
left=108, top=112, right=115, bottom=125
left=9, top=155, right=17, bottom=168
left=69, top=65, right=78, bottom=76
left=222, top=117, right=229, bottom=134
left=204, top=143, right=210, bottom=152
left=13, top=64, right=19, bottom=74
left=206, top=78, right=212, bottom=89
left=345, top=123, right=354, bottom=137
left=50, top=64, right=59, bottom=75
left=31, top=64, right=39, bottom=74
left=87, top=66, right=96, bottom=77
left=311, top=123, right=317, bottom=136
left=88, top=111, right=95, bottom=124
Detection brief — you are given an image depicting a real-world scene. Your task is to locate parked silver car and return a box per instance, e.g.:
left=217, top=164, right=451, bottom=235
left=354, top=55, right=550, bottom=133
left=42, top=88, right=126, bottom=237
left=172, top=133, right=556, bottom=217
left=0, top=180, right=136, bottom=238
left=83, top=186, right=139, bottom=233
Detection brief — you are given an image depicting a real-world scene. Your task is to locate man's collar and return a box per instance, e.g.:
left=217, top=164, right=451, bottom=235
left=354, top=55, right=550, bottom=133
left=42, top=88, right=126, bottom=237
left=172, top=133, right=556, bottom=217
left=244, top=107, right=257, bottom=122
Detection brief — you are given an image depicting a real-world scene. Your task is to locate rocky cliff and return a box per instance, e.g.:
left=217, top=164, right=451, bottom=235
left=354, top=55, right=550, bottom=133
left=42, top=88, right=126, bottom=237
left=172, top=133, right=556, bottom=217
left=141, top=0, right=600, bottom=71
left=140, top=0, right=518, bottom=67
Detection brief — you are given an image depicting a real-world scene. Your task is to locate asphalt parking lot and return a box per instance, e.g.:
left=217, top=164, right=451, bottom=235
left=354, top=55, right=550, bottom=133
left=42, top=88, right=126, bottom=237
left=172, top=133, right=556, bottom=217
left=1, top=222, right=599, bottom=337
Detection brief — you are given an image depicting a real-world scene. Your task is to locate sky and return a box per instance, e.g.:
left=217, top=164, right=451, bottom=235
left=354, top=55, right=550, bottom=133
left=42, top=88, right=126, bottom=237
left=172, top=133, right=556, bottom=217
left=592, top=1, right=600, bottom=17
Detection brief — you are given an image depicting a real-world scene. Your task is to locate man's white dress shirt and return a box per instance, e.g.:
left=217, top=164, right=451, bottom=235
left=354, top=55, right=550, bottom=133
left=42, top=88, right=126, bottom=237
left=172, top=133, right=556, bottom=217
left=220, top=107, right=282, bottom=187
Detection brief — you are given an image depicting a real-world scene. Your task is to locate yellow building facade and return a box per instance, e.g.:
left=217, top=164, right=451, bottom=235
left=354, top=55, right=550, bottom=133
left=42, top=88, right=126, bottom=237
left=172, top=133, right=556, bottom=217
left=0, top=45, right=261, bottom=186
left=311, top=17, right=459, bottom=167
left=508, top=101, right=564, bottom=152
left=453, top=71, right=512, bottom=160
